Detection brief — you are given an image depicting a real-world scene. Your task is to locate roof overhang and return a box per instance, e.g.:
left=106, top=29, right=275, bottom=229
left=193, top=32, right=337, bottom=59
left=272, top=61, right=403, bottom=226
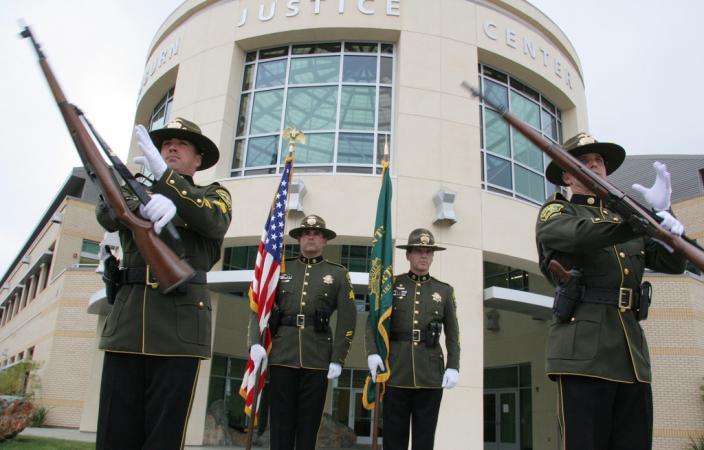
left=483, top=286, right=553, bottom=320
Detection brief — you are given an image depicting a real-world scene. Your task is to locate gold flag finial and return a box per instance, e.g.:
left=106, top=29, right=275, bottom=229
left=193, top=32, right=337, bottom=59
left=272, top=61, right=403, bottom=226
left=283, top=128, right=305, bottom=154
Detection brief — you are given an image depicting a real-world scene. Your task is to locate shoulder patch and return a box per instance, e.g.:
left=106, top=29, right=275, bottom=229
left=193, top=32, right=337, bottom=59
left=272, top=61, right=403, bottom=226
left=539, top=203, right=564, bottom=222
left=215, top=188, right=232, bottom=210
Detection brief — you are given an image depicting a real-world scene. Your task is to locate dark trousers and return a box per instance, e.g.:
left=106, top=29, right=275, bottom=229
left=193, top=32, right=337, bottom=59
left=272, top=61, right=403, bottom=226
left=382, top=386, right=443, bottom=450
left=558, top=375, right=653, bottom=450
left=268, top=365, right=328, bottom=450
left=96, top=352, right=200, bottom=450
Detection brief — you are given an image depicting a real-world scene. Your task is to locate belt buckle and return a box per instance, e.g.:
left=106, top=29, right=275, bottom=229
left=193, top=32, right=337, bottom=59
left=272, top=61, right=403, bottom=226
left=296, top=314, right=305, bottom=328
left=618, top=287, right=633, bottom=311
left=145, top=266, right=159, bottom=290
left=412, top=329, right=421, bottom=342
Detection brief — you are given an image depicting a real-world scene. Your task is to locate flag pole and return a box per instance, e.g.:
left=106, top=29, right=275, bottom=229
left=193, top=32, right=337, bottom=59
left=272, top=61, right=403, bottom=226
left=244, top=128, right=303, bottom=450
left=371, top=135, right=390, bottom=450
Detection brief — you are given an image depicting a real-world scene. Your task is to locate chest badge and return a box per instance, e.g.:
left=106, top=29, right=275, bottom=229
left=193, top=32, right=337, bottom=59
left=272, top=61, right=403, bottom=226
left=432, top=292, right=442, bottom=303
left=323, top=275, right=334, bottom=285
left=393, top=284, right=407, bottom=298
left=279, top=273, right=293, bottom=283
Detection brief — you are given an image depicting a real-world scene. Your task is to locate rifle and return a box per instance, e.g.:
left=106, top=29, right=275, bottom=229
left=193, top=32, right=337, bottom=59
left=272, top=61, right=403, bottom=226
left=20, top=24, right=194, bottom=293
left=461, top=81, right=704, bottom=273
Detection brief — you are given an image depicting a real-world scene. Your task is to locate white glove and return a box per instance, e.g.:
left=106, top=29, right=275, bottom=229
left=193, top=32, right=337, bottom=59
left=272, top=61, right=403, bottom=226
left=249, top=344, right=267, bottom=372
left=442, top=368, right=459, bottom=389
left=134, top=124, right=168, bottom=179
left=655, top=211, right=684, bottom=236
left=632, top=161, right=672, bottom=211
left=139, top=194, right=176, bottom=235
left=327, top=362, right=342, bottom=380
left=367, top=354, right=384, bottom=382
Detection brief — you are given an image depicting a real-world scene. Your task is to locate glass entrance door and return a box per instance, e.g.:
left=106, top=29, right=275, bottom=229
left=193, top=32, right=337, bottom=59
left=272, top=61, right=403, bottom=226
left=484, top=389, right=519, bottom=450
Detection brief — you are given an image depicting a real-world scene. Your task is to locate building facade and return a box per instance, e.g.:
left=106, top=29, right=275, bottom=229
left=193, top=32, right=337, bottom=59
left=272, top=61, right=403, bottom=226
left=0, top=169, right=104, bottom=427
left=2, top=1, right=702, bottom=449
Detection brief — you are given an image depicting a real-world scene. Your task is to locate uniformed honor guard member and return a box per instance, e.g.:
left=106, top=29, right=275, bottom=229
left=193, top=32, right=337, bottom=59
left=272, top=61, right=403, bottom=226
left=536, top=133, right=686, bottom=450
left=248, top=215, right=357, bottom=450
left=95, top=118, right=232, bottom=450
left=366, top=228, right=460, bottom=450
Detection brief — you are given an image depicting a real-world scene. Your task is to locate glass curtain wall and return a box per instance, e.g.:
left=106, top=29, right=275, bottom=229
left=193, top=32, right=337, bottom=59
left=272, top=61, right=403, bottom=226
left=479, top=65, right=563, bottom=204
left=233, top=42, right=394, bottom=177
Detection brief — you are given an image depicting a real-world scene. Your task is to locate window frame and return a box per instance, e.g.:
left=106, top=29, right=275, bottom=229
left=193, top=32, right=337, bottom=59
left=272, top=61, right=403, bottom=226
left=232, top=42, right=395, bottom=178
left=478, top=65, right=564, bottom=204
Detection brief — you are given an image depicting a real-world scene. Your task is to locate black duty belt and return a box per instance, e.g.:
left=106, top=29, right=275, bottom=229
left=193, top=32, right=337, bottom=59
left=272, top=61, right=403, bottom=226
left=119, top=267, right=207, bottom=286
left=391, top=330, right=428, bottom=343
left=279, top=314, right=316, bottom=328
left=582, top=287, right=641, bottom=311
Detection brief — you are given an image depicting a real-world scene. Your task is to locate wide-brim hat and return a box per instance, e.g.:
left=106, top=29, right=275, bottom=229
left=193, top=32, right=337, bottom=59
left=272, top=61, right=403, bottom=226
left=289, top=214, right=337, bottom=240
left=396, top=228, right=446, bottom=251
left=546, top=132, right=625, bottom=186
left=149, top=117, right=220, bottom=171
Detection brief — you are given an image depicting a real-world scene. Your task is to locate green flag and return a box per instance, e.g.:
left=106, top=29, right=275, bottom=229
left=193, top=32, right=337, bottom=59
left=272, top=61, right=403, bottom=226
left=363, top=161, right=393, bottom=410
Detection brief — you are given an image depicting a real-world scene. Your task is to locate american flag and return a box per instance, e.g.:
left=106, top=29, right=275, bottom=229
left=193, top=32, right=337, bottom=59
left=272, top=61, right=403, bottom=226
left=239, top=155, right=294, bottom=420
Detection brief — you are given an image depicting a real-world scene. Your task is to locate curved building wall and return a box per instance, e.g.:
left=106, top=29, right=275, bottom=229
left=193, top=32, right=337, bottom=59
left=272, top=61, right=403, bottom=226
left=129, top=1, right=587, bottom=447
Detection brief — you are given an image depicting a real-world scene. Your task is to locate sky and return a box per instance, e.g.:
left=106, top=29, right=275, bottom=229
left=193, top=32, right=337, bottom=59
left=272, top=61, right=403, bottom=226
left=1, top=0, right=703, bottom=276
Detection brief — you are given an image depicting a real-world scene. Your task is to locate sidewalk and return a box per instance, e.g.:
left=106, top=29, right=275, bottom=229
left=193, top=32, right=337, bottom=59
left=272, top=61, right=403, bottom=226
left=20, top=427, right=371, bottom=449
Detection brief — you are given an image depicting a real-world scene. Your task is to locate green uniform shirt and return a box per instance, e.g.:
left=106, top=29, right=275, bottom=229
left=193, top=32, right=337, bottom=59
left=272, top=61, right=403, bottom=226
left=366, top=272, right=460, bottom=388
left=249, top=255, right=357, bottom=370
left=536, top=193, right=686, bottom=382
left=96, top=169, right=232, bottom=358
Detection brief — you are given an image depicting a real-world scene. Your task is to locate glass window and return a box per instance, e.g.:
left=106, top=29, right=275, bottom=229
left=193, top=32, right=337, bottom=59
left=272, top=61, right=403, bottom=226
left=343, top=55, right=377, bottom=83
left=510, top=92, right=540, bottom=129
left=484, top=109, right=510, bottom=157
left=486, top=154, right=512, bottom=191
left=338, top=133, right=374, bottom=164
left=281, top=133, right=335, bottom=164
left=285, top=87, right=338, bottom=130
left=378, top=87, right=392, bottom=131
left=479, top=65, right=564, bottom=204
left=250, top=90, right=284, bottom=134
left=79, top=239, right=100, bottom=265
left=242, top=65, right=254, bottom=91
left=289, top=56, right=340, bottom=84
left=222, top=246, right=258, bottom=270
left=232, top=42, right=394, bottom=177
left=256, top=59, right=287, bottom=88
left=148, top=87, right=175, bottom=131
left=246, top=136, right=279, bottom=167
left=340, top=86, right=376, bottom=130
left=340, top=245, right=372, bottom=272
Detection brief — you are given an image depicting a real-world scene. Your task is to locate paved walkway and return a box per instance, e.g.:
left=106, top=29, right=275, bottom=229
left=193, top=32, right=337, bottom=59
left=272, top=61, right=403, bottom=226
left=20, top=427, right=370, bottom=449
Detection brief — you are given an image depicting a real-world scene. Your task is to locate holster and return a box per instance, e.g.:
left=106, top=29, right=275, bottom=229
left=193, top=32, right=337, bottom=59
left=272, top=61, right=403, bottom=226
left=552, top=269, right=584, bottom=323
left=314, top=309, right=330, bottom=333
left=637, top=281, right=652, bottom=321
left=102, top=249, right=121, bottom=305
left=426, top=320, right=442, bottom=348
left=269, top=305, right=282, bottom=336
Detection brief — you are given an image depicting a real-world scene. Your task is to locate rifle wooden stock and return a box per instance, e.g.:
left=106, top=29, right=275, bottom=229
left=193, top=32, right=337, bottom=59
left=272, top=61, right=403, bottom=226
left=461, top=81, right=704, bottom=272
left=22, top=26, right=194, bottom=293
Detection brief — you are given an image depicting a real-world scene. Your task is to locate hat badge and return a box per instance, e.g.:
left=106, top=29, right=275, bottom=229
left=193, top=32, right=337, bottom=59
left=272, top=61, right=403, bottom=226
left=420, top=233, right=431, bottom=245
left=306, top=217, right=317, bottom=226
left=166, top=119, right=186, bottom=130
left=576, top=134, right=597, bottom=146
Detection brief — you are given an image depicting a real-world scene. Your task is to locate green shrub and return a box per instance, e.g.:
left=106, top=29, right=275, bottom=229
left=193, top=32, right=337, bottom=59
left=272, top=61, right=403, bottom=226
left=0, top=361, right=39, bottom=397
left=688, top=435, right=704, bottom=450
left=30, top=405, right=49, bottom=427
